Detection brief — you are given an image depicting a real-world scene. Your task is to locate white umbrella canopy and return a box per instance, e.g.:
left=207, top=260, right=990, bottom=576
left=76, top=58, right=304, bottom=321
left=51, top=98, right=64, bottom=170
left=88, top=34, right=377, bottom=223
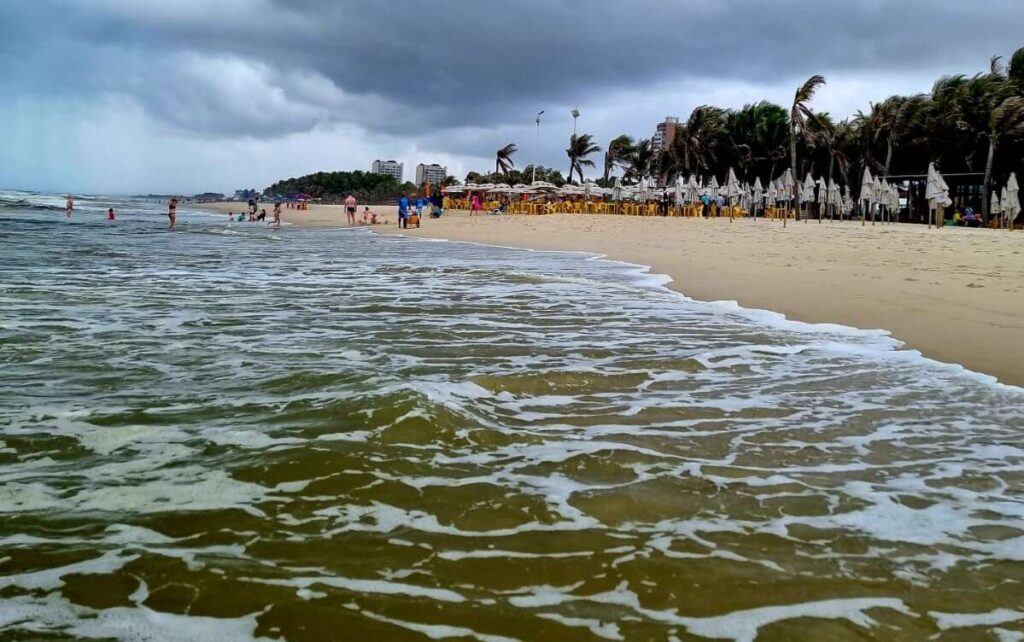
left=1006, top=172, right=1021, bottom=225
left=726, top=168, right=740, bottom=199
left=707, top=175, right=721, bottom=202
left=991, top=190, right=1003, bottom=218
left=444, top=185, right=466, bottom=193
left=860, top=167, right=875, bottom=202
left=530, top=181, right=558, bottom=192
left=816, top=177, right=827, bottom=203
left=674, top=175, right=684, bottom=206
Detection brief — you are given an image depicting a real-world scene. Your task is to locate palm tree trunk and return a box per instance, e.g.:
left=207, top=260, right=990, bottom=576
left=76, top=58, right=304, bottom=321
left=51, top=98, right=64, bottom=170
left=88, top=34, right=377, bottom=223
left=883, top=139, right=893, bottom=179
left=828, top=153, right=834, bottom=182
left=790, top=127, right=798, bottom=224
left=983, top=139, right=995, bottom=223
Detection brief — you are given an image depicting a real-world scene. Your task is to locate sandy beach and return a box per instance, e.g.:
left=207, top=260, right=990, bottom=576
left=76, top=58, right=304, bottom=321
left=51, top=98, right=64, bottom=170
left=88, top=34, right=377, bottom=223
left=201, top=201, right=1024, bottom=386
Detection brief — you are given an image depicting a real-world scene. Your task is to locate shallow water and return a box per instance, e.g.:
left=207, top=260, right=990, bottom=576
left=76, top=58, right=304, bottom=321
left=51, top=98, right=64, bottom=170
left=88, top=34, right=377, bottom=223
left=1, top=191, right=1022, bottom=641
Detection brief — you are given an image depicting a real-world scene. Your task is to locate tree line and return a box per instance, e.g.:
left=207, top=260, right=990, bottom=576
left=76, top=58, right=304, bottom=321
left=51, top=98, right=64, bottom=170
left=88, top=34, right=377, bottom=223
left=484, top=47, right=1024, bottom=221
left=262, top=171, right=456, bottom=203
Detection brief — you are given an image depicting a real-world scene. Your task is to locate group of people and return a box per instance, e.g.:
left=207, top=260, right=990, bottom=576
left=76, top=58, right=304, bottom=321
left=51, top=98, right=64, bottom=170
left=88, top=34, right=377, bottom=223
left=396, top=192, right=443, bottom=228
left=229, top=198, right=281, bottom=227
left=64, top=194, right=120, bottom=224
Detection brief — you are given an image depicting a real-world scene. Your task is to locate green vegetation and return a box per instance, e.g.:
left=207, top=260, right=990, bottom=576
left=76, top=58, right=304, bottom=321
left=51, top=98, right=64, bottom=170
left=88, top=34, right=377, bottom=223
left=581, top=47, right=1024, bottom=221
left=263, top=171, right=421, bottom=203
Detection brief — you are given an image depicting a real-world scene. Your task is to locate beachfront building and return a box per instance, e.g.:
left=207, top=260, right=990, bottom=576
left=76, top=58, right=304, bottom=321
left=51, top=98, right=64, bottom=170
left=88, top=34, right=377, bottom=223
left=653, top=117, right=679, bottom=152
left=371, top=160, right=404, bottom=182
left=415, top=163, right=447, bottom=186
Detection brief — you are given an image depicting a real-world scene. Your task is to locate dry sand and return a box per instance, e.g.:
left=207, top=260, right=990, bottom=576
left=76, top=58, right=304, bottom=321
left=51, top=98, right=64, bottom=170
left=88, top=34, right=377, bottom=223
left=201, top=202, right=1024, bottom=387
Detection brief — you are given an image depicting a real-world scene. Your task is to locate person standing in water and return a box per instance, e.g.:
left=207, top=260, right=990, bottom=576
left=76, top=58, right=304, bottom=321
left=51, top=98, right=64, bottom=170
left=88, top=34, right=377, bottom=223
left=397, top=192, right=410, bottom=229
left=168, top=196, right=178, bottom=230
left=273, top=201, right=282, bottom=227
left=344, top=194, right=357, bottom=226
left=65, top=195, right=74, bottom=218
left=107, top=208, right=115, bottom=221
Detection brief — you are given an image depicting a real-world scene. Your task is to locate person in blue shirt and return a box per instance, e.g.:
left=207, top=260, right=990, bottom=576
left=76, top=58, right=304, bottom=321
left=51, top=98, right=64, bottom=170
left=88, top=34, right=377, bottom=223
left=415, top=195, right=426, bottom=217
left=397, top=192, right=410, bottom=228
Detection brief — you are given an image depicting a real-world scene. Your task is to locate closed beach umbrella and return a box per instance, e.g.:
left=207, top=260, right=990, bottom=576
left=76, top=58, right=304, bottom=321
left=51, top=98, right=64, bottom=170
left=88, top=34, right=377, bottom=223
left=1005, top=172, right=1020, bottom=229
left=991, top=190, right=1003, bottom=221
left=752, top=177, right=763, bottom=218
left=674, top=175, right=683, bottom=206
left=860, top=166, right=875, bottom=226
left=780, top=169, right=796, bottom=226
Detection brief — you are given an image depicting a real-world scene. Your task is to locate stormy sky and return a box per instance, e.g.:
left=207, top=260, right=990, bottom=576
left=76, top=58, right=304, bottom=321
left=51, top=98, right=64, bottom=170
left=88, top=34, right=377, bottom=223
left=1, top=0, right=1021, bottom=194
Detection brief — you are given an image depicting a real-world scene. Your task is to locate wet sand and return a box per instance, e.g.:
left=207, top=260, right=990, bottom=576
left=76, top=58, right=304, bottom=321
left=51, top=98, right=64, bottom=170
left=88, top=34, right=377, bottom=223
left=201, top=202, right=1024, bottom=387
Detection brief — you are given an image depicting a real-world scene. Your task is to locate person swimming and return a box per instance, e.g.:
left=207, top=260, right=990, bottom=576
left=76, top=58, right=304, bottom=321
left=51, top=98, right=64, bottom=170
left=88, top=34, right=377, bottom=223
left=168, top=196, right=178, bottom=230
left=107, top=208, right=115, bottom=221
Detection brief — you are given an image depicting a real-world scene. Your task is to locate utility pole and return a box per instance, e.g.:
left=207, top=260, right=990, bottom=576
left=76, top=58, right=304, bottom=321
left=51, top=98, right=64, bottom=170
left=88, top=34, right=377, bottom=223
left=533, top=111, right=544, bottom=184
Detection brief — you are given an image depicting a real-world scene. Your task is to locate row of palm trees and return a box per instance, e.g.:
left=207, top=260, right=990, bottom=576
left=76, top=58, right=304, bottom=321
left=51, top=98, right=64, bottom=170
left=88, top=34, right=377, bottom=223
left=485, top=48, right=1024, bottom=221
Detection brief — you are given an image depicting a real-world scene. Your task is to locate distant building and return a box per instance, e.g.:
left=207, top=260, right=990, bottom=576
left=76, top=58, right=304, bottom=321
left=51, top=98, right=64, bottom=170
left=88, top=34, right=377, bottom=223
left=653, top=117, right=679, bottom=152
left=371, top=160, right=404, bottom=182
left=415, top=163, right=447, bottom=186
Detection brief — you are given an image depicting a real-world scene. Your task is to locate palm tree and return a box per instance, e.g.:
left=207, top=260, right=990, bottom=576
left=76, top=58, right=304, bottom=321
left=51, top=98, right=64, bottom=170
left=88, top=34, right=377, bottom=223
left=603, top=135, right=634, bottom=184
left=790, top=75, right=827, bottom=203
left=678, top=106, right=725, bottom=175
left=495, top=144, right=517, bottom=175
left=566, top=133, right=601, bottom=184
left=624, top=138, right=655, bottom=184
left=983, top=96, right=1024, bottom=219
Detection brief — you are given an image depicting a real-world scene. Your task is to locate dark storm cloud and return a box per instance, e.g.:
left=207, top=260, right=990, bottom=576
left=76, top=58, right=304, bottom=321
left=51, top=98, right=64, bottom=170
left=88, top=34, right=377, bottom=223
left=2, top=0, right=1023, bottom=140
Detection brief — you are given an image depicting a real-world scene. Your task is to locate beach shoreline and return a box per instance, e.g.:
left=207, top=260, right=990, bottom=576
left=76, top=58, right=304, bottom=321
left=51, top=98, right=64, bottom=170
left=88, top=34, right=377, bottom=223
left=199, top=201, right=1024, bottom=387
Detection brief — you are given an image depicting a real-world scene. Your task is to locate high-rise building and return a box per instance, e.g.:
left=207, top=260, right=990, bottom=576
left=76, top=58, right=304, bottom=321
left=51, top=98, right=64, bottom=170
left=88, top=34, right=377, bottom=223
left=653, top=117, right=680, bottom=152
left=415, top=163, right=447, bottom=186
left=371, top=159, right=404, bottom=182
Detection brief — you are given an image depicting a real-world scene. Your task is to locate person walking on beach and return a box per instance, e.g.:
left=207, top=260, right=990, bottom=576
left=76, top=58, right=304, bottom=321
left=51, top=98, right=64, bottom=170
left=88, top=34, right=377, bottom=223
left=398, top=192, right=410, bottom=229
left=345, top=194, right=357, bottom=225
left=168, top=196, right=178, bottom=230
left=65, top=195, right=74, bottom=218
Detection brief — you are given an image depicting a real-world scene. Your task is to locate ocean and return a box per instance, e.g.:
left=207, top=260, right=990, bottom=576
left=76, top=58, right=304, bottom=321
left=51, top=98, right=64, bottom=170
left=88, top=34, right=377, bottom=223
left=1, top=190, right=1022, bottom=641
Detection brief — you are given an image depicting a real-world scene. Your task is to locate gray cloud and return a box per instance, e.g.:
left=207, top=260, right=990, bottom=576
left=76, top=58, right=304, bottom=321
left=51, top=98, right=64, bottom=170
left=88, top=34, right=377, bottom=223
left=1, top=0, right=1022, bottom=191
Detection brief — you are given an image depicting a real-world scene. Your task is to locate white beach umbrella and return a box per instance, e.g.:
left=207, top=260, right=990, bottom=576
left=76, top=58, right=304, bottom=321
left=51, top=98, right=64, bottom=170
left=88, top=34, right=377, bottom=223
left=1005, top=172, right=1020, bottom=228
left=674, top=175, right=683, bottom=206
left=611, top=177, right=622, bottom=202
left=860, top=166, right=875, bottom=225
left=444, top=185, right=466, bottom=193
left=752, top=177, right=763, bottom=215
left=726, top=168, right=740, bottom=198
left=991, top=190, right=1003, bottom=220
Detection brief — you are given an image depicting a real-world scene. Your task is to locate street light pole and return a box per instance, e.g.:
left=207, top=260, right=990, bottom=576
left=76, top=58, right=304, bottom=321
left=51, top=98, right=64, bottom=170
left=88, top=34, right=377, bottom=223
left=533, top=110, right=544, bottom=184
